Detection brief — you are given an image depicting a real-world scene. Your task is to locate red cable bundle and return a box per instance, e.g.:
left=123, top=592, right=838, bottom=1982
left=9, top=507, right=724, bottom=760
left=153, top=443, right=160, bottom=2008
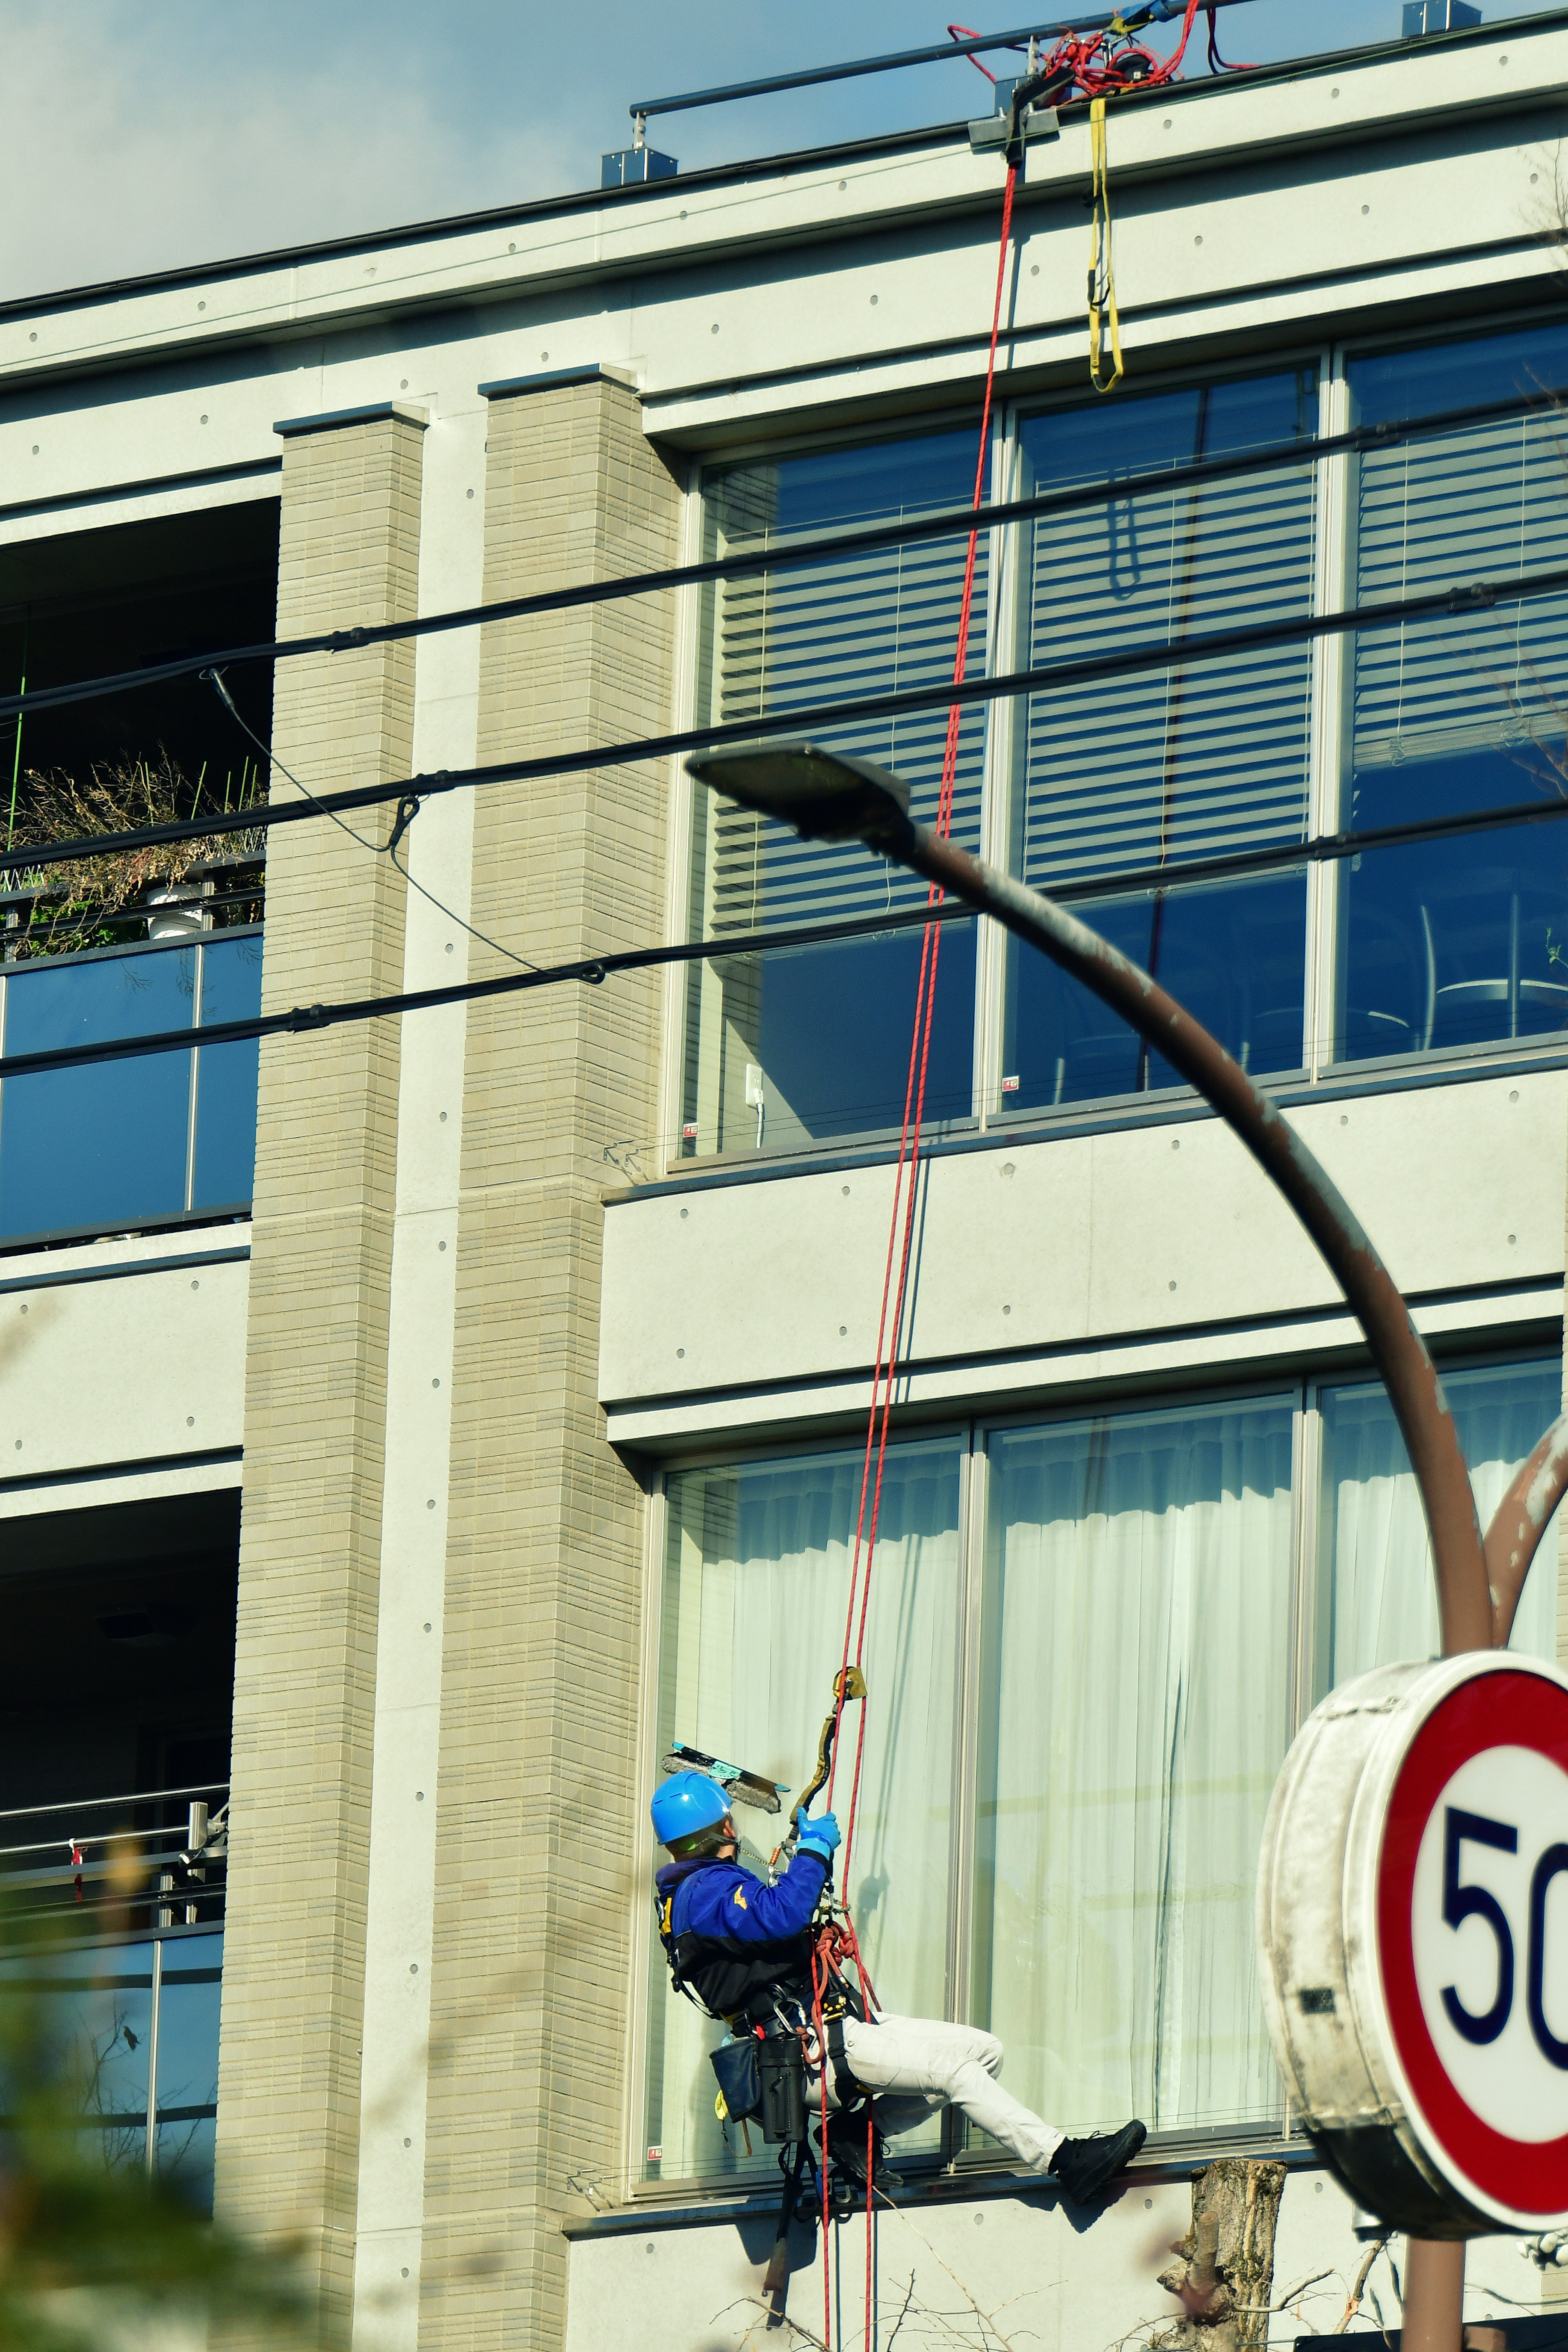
left=949, top=3, right=1252, bottom=109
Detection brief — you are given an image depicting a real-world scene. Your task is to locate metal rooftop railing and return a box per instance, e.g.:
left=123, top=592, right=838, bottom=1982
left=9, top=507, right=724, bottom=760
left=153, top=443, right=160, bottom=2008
left=625, top=0, right=1261, bottom=127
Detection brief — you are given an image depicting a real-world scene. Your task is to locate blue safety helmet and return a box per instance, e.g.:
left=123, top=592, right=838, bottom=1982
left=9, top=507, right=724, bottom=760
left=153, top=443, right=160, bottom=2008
left=651, top=1770, right=732, bottom=1852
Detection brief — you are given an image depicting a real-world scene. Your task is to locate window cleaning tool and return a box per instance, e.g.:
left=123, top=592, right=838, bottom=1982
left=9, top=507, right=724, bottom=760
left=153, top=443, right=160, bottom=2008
left=658, top=1743, right=787, bottom=1814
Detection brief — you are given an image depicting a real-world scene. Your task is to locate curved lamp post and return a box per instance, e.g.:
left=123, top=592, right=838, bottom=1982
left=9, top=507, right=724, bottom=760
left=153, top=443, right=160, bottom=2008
left=689, top=741, right=1568, bottom=2351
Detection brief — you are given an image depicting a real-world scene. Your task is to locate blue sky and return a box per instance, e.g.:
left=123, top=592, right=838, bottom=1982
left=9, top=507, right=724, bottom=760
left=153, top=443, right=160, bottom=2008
left=0, top=1, right=1560, bottom=301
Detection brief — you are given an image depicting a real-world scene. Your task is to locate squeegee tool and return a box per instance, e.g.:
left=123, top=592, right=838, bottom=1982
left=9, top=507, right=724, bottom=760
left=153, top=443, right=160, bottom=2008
left=660, top=1743, right=788, bottom=1813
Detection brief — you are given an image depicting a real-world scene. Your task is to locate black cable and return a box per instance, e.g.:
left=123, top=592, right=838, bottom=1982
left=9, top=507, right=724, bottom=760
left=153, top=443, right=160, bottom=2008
left=2, top=379, right=1564, bottom=729
left=203, top=669, right=542, bottom=977
left=2, top=555, right=1566, bottom=878
left=7, top=788, right=1568, bottom=1085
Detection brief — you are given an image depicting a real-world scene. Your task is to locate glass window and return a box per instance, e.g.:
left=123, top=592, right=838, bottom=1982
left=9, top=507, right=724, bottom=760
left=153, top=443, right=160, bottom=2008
left=0, top=945, right=194, bottom=1240
left=1319, top=1354, right=1562, bottom=1684
left=681, top=427, right=988, bottom=1158
left=645, top=1438, right=962, bottom=2183
left=0, top=1931, right=223, bottom=2211
left=0, top=931, right=261, bottom=1243
left=1335, top=322, right=1568, bottom=1065
left=0, top=1942, right=153, bottom=2178
left=192, top=934, right=262, bottom=1210
left=976, top=1398, right=1294, bottom=2140
left=1003, top=370, right=1317, bottom=1109
left=152, top=1936, right=223, bottom=2210
left=650, top=1351, right=1561, bottom=2179
left=670, top=327, right=1568, bottom=1161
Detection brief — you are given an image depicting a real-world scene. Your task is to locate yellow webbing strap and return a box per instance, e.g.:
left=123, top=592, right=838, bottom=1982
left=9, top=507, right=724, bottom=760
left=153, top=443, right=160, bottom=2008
left=1087, top=96, right=1125, bottom=396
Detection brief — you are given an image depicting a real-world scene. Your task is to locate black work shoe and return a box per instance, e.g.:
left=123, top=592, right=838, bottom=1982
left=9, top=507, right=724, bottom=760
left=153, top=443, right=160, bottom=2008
left=825, top=2112, right=903, bottom=2194
left=1051, top=2119, right=1147, bottom=2203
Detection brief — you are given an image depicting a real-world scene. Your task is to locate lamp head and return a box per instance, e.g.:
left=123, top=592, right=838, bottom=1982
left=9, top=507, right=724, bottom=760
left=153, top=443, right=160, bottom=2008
left=686, top=743, right=912, bottom=847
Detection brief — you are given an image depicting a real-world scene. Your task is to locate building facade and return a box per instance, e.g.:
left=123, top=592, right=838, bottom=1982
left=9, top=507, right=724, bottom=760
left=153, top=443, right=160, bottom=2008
left=2, top=11, right=1568, bottom=2346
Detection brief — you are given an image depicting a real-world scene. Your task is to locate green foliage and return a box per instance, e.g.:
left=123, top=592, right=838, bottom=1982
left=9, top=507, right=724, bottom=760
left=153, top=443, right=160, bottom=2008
left=0, top=1907, right=318, bottom=2352
left=5, top=755, right=265, bottom=961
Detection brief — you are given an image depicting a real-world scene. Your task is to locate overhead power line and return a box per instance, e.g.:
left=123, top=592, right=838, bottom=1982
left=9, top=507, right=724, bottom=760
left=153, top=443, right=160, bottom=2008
left=0, top=380, right=1562, bottom=730
left=5, top=790, right=1568, bottom=1087
left=0, top=556, right=1562, bottom=878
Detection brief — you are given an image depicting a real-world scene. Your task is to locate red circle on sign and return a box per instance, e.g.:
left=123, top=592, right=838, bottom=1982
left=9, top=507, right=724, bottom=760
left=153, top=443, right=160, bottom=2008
left=1377, top=1668, right=1568, bottom=2214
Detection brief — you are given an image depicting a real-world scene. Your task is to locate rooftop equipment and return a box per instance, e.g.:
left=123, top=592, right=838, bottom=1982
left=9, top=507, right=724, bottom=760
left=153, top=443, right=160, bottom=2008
left=1402, top=0, right=1481, bottom=29
left=600, top=1, right=1262, bottom=187
left=601, top=134, right=677, bottom=188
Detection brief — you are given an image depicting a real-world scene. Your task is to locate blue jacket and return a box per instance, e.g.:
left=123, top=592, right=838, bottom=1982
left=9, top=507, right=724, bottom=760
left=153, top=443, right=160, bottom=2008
left=657, top=1848, right=829, bottom=1947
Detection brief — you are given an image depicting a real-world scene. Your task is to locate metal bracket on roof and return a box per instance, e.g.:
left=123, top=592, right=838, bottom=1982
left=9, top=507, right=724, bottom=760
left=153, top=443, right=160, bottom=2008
left=968, top=104, right=1058, bottom=154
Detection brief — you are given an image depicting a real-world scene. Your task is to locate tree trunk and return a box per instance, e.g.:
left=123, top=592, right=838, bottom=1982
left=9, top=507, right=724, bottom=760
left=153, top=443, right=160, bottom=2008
left=1155, top=2158, right=1287, bottom=2352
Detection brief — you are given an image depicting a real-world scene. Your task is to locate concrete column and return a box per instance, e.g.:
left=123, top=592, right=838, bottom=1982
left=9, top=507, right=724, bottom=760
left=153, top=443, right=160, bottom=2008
left=349, top=396, right=488, bottom=2352
left=418, top=377, right=680, bottom=2351
left=216, top=407, right=424, bottom=2329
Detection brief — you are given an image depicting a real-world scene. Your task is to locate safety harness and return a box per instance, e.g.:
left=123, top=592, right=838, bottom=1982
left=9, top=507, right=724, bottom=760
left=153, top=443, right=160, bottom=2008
left=655, top=1863, right=869, bottom=2140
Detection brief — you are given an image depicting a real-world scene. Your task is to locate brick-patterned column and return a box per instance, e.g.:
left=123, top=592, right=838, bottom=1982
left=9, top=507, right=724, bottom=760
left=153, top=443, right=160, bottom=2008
left=419, top=378, right=679, bottom=2350
left=217, top=408, right=424, bottom=2327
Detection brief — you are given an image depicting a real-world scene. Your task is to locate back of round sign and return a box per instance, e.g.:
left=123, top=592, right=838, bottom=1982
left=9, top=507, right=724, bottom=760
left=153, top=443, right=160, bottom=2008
left=1257, top=1649, right=1568, bottom=2237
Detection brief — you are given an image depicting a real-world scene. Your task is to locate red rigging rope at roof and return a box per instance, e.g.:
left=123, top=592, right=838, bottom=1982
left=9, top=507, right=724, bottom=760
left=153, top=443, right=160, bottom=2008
left=949, top=0, right=1252, bottom=102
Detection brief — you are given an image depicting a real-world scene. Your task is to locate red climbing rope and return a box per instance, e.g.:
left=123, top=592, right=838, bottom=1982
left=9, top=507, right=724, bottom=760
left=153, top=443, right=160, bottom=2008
left=812, top=146, right=1019, bottom=2352
left=804, top=31, right=1261, bottom=2330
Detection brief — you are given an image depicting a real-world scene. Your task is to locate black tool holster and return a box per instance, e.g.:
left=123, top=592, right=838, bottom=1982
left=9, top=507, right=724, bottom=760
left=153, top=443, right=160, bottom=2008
left=755, top=2019, right=808, bottom=2144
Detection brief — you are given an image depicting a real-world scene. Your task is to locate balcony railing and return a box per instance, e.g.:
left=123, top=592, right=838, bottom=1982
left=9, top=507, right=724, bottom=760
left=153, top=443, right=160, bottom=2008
left=0, top=1782, right=228, bottom=2211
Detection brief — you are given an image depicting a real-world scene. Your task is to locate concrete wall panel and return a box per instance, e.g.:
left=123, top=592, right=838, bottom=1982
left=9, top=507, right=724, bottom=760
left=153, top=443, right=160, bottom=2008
left=0, top=1244, right=246, bottom=1479
left=600, top=1072, right=1568, bottom=1409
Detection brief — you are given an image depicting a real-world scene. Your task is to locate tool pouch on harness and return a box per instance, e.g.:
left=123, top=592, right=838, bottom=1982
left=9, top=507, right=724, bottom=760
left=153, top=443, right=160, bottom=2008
left=756, top=2020, right=808, bottom=2144
left=709, top=2034, right=764, bottom=2127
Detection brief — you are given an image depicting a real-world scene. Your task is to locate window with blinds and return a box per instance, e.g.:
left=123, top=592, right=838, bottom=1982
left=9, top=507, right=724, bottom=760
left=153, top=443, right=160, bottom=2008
left=681, top=426, right=987, bottom=1159
left=1350, top=325, right=1568, bottom=791
left=1014, top=370, right=1318, bottom=893
left=1336, top=323, right=1568, bottom=1066
left=1000, top=371, right=1319, bottom=1111
left=698, top=432, right=989, bottom=933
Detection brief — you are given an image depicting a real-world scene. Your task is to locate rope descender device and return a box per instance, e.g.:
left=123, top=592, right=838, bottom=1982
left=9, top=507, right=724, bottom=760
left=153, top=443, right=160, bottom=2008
left=785, top=1665, right=868, bottom=1856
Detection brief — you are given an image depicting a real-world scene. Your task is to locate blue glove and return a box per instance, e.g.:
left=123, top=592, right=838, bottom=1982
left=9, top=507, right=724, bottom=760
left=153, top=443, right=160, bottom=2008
left=797, top=1811, right=842, bottom=1863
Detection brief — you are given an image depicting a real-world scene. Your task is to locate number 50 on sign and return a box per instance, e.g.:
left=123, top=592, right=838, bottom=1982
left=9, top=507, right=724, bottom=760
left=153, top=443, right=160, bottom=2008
left=1257, top=1653, right=1568, bottom=2236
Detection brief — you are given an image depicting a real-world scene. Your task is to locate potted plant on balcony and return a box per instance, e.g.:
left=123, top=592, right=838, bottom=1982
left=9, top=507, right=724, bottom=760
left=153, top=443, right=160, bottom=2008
left=4, top=753, right=265, bottom=959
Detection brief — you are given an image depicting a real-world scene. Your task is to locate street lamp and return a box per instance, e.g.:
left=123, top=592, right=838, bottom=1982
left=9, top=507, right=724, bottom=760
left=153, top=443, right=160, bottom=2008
left=689, top=739, right=1568, bottom=2352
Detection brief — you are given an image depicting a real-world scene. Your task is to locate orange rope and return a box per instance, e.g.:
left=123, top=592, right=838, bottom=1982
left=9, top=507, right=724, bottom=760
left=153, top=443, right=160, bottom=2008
left=814, top=151, right=1018, bottom=2352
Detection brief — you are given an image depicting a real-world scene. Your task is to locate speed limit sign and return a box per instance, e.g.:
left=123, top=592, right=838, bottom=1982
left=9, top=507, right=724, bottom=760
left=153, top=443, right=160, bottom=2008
left=1258, top=1651, right=1568, bottom=2235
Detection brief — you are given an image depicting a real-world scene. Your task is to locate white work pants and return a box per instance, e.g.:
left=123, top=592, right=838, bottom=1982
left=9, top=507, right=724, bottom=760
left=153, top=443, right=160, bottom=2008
left=808, top=2013, right=1064, bottom=2176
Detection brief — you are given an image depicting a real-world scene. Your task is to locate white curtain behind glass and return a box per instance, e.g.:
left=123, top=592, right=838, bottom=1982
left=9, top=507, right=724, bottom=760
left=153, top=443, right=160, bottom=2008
left=978, top=1400, right=1294, bottom=2140
left=1322, top=1355, right=1563, bottom=1683
left=645, top=1439, right=961, bottom=2183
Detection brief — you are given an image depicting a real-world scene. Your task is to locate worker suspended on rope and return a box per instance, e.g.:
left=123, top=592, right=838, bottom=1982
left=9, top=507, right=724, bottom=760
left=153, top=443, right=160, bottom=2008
left=652, top=1770, right=1147, bottom=2203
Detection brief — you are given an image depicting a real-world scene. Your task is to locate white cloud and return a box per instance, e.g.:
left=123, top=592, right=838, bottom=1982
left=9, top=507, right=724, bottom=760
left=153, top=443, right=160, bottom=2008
left=0, top=2, right=579, bottom=302
left=5, top=0, right=1563, bottom=305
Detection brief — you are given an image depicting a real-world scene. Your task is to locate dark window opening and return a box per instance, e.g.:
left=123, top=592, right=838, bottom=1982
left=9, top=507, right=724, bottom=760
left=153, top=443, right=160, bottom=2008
left=0, top=1490, right=237, bottom=2212
left=0, top=500, right=278, bottom=810
left=0, top=1488, right=237, bottom=1820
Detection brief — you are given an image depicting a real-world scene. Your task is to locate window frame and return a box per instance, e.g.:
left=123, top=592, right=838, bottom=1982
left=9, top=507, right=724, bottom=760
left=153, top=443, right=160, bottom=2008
left=667, top=309, right=1568, bottom=1180
left=629, top=1339, right=1568, bottom=2195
